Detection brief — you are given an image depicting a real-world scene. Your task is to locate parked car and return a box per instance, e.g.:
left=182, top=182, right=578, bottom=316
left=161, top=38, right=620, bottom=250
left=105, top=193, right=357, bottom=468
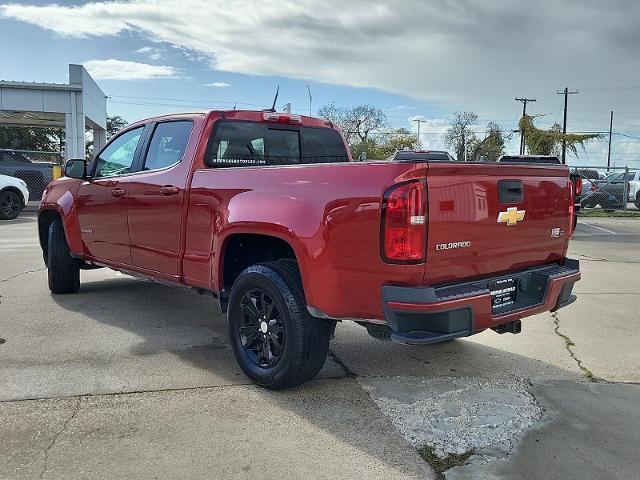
left=0, top=150, right=54, bottom=199
left=39, top=110, right=581, bottom=389
left=581, top=170, right=638, bottom=209
left=0, top=173, right=29, bottom=220
left=392, top=150, right=456, bottom=162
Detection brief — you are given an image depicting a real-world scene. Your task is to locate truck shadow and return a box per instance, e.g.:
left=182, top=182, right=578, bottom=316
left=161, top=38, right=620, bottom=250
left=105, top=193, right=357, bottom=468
left=50, top=273, right=578, bottom=477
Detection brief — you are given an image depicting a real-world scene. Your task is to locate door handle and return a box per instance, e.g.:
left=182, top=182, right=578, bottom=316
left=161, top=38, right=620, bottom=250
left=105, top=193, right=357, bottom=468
left=110, top=188, right=125, bottom=197
left=160, top=185, right=179, bottom=196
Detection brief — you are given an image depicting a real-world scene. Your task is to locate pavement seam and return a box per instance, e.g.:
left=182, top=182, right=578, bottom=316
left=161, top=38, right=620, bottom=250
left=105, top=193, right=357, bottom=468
left=551, top=312, right=599, bottom=383
left=0, top=375, right=354, bottom=404
left=39, top=395, right=82, bottom=480
left=328, top=349, right=356, bottom=377
left=0, top=267, right=46, bottom=284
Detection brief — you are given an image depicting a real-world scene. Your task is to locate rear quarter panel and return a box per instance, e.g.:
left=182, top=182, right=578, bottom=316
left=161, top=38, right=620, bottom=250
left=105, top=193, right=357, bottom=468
left=183, top=161, right=428, bottom=320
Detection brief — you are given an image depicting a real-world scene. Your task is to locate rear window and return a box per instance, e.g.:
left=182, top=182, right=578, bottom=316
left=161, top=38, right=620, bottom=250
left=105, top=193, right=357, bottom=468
left=206, top=121, right=348, bottom=167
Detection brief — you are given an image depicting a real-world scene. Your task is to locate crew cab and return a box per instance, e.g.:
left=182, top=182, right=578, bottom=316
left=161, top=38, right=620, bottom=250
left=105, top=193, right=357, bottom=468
left=39, top=110, right=581, bottom=389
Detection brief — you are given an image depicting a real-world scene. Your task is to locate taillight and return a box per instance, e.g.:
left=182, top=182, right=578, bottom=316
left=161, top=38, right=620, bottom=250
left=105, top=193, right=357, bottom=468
left=574, top=177, right=583, bottom=196
left=568, top=181, right=575, bottom=238
left=381, top=180, right=427, bottom=263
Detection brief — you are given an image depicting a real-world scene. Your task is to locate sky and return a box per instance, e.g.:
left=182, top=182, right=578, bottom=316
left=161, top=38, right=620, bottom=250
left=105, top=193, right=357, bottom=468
left=1, top=0, right=640, bottom=167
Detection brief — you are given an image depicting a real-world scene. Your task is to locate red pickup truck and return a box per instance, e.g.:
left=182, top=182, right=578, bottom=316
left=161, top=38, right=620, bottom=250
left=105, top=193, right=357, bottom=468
left=39, top=110, right=580, bottom=389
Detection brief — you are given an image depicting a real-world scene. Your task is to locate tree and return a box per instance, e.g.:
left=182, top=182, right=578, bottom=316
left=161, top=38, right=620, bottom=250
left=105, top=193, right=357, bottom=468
left=443, top=111, right=478, bottom=161
left=520, top=115, right=601, bottom=157
left=0, top=126, right=63, bottom=151
left=468, top=122, right=512, bottom=162
left=86, top=115, right=129, bottom=156
left=1, top=115, right=128, bottom=156
left=106, top=115, right=128, bottom=140
left=318, top=103, right=388, bottom=146
left=373, top=128, right=419, bottom=158
left=350, top=128, right=419, bottom=160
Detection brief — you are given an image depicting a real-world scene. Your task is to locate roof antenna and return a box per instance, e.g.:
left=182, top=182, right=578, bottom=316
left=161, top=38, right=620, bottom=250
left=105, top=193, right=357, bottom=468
left=265, top=85, right=279, bottom=112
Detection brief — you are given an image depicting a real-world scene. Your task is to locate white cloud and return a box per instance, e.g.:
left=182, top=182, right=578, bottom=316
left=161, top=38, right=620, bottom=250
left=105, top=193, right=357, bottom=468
left=83, top=59, right=180, bottom=81
left=408, top=116, right=450, bottom=150
left=2, top=0, right=639, bottom=148
left=204, top=82, right=230, bottom=88
left=135, top=46, right=162, bottom=60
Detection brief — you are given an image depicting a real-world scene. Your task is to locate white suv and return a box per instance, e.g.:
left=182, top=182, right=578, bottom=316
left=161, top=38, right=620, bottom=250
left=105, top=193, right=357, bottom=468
left=626, top=171, right=640, bottom=208
left=0, top=174, right=30, bottom=220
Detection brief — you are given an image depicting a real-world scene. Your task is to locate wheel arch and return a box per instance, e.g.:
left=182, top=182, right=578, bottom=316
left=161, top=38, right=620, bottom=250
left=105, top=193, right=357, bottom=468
left=38, top=209, right=63, bottom=264
left=0, top=186, right=26, bottom=206
left=216, top=230, right=304, bottom=312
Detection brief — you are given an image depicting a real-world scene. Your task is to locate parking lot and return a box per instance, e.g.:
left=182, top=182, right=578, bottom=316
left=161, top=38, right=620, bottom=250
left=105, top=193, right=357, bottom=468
left=1, top=213, right=639, bottom=479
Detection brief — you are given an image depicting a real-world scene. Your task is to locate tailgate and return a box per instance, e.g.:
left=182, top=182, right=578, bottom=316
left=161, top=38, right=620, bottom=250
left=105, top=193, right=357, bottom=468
left=423, top=162, right=572, bottom=285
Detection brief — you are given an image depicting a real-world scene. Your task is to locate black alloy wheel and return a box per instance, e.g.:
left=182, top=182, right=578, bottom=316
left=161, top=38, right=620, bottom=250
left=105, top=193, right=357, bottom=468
left=226, top=260, right=332, bottom=390
left=238, top=288, right=285, bottom=368
left=0, top=191, right=22, bottom=220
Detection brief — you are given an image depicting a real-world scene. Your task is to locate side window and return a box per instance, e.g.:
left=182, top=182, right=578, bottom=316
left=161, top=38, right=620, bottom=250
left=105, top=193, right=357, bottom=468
left=94, top=127, right=144, bottom=178
left=267, top=129, right=300, bottom=165
left=301, top=128, right=348, bottom=163
left=143, top=121, right=193, bottom=171
left=208, top=122, right=267, bottom=167
left=205, top=121, right=348, bottom=168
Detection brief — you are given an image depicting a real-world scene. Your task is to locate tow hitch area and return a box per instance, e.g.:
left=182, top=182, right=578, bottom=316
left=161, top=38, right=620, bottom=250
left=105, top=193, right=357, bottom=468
left=492, top=320, right=522, bottom=334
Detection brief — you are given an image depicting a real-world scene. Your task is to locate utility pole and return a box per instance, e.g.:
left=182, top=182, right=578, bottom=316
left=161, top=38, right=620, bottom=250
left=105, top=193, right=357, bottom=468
left=557, top=87, right=578, bottom=164
left=305, top=85, right=312, bottom=116
left=515, top=97, right=536, bottom=155
left=607, top=110, right=614, bottom=171
left=412, top=118, right=428, bottom=149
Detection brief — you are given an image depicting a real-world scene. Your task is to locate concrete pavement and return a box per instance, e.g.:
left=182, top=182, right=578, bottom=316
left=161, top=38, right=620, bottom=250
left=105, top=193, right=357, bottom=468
left=1, top=213, right=639, bottom=479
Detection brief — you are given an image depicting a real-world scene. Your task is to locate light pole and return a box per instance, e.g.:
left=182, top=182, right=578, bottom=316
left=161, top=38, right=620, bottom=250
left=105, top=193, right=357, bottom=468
left=412, top=118, right=427, bottom=149
left=306, top=85, right=312, bottom=116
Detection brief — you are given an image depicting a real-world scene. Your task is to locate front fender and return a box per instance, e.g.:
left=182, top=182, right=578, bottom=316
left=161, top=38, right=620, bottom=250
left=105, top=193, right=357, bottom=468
left=39, top=179, right=83, bottom=256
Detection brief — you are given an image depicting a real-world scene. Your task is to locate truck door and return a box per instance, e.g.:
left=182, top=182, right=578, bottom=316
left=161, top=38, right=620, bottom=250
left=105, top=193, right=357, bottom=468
left=76, top=126, right=146, bottom=265
left=126, top=120, right=195, bottom=278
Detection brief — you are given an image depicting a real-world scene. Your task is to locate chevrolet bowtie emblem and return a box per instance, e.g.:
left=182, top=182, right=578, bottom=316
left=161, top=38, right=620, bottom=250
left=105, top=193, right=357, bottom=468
left=497, top=207, right=525, bottom=226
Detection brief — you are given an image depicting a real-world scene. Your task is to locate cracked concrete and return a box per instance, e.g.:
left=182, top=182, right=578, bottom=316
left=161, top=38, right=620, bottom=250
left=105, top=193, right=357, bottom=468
left=359, top=376, right=542, bottom=459
left=0, top=267, right=46, bottom=284
left=39, top=396, right=82, bottom=480
left=551, top=312, right=597, bottom=382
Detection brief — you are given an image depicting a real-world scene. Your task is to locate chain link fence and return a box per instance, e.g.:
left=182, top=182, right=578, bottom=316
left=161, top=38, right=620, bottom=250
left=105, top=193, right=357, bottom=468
left=0, top=149, right=63, bottom=205
left=571, top=165, right=639, bottom=212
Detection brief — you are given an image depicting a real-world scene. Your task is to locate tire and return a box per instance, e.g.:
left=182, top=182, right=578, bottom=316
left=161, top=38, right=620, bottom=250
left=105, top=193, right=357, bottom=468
left=47, top=220, right=80, bottom=294
left=0, top=190, right=23, bottom=220
left=635, top=193, right=640, bottom=210
left=226, top=259, right=331, bottom=390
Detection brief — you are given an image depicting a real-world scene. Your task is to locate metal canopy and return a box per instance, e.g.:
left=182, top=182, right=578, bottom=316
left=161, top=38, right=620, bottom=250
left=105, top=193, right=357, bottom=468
left=0, top=65, right=108, bottom=159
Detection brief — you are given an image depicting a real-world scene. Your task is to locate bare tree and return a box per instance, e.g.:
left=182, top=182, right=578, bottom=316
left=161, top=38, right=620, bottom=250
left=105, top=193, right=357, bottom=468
left=444, top=111, right=478, bottom=161
left=318, top=103, right=388, bottom=146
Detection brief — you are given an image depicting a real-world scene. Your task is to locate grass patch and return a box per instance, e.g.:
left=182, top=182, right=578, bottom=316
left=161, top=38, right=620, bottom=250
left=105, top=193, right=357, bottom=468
left=418, top=446, right=475, bottom=479
left=578, top=210, right=640, bottom=218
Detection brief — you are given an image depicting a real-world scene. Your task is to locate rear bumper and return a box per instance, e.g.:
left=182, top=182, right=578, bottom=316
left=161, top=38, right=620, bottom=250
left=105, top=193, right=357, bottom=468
left=382, top=259, right=581, bottom=345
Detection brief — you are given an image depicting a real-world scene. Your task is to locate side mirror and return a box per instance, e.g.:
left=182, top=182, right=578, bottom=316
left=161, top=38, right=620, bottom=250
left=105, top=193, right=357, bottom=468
left=64, top=159, right=87, bottom=179
left=358, top=152, right=368, bottom=161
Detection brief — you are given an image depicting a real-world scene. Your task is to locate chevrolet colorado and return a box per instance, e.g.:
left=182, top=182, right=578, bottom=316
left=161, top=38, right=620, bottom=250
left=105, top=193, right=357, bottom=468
left=39, top=110, right=581, bottom=389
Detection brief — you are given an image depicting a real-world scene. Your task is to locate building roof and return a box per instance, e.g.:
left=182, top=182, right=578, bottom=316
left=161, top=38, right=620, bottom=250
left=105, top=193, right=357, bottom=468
left=0, top=80, right=82, bottom=91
